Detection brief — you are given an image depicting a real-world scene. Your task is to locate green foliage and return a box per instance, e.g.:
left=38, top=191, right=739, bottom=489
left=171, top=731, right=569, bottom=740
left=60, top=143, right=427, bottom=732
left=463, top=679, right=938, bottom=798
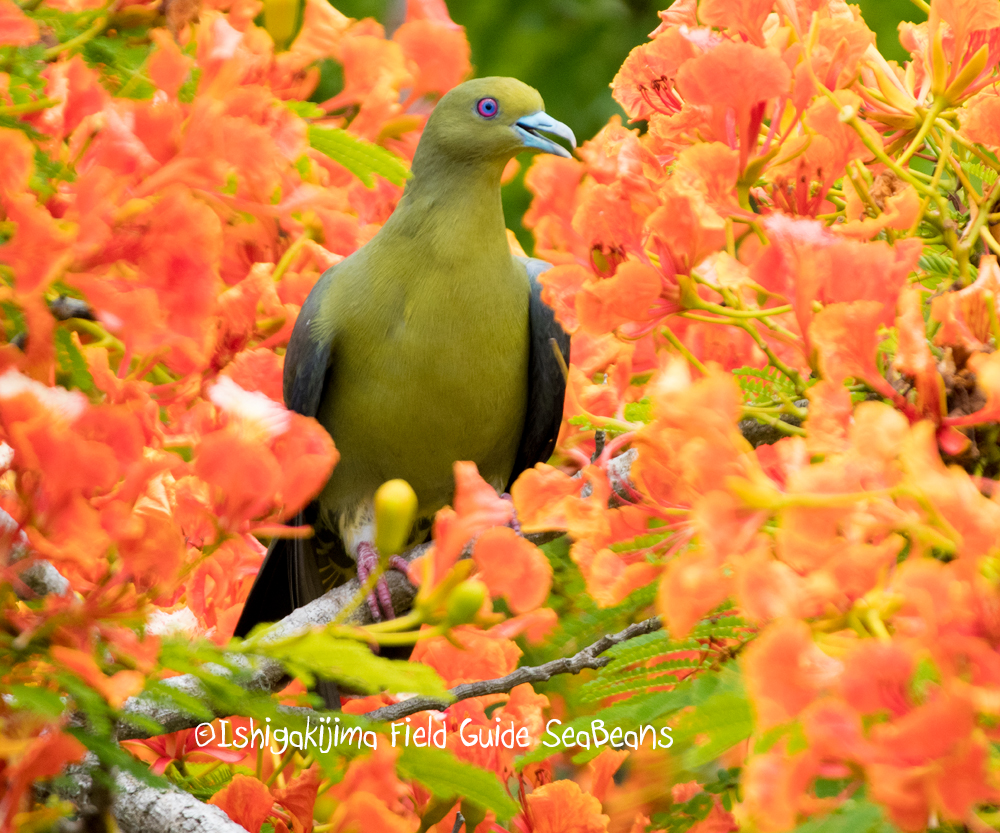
left=918, top=249, right=963, bottom=288
left=790, top=798, right=900, bottom=833
left=83, top=30, right=157, bottom=99
left=522, top=535, right=658, bottom=669
left=518, top=664, right=747, bottom=767
left=578, top=605, right=751, bottom=705
left=733, top=365, right=798, bottom=406
left=166, top=764, right=235, bottom=801
left=961, top=159, right=999, bottom=193
left=397, top=746, right=520, bottom=823
left=648, top=767, right=741, bottom=833
left=240, top=628, right=448, bottom=697
left=307, top=126, right=411, bottom=188
left=577, top=631, right=706, bottom=703
left=671, top=687, right=752, bottom=770
left=624, top=397, right=652, bottom=424
left=55, top=327, right=96, bottom=394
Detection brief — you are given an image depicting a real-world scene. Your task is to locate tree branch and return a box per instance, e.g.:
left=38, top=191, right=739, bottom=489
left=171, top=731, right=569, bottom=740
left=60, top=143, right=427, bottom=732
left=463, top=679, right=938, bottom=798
left=56, top=759, right=250, bottom=833
left=364, top=616, right=663, bottom=723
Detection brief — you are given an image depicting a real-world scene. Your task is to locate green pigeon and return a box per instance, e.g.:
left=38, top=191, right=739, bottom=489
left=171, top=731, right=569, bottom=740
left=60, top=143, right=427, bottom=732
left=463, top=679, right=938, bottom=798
left=234, top=77, right=572, bottom=648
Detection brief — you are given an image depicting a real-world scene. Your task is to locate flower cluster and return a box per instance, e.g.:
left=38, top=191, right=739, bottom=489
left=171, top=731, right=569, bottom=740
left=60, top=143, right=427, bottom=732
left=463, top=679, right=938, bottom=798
left=511, top=0, right=1000, bottom=829
left=6, top=0, right=1000, bottom=831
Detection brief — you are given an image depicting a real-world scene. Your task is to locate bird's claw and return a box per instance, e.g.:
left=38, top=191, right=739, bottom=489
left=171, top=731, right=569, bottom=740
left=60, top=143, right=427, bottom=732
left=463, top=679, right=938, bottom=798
left=356, top=543, right=409, bottom=622
left=501, top=493, right=522, bottom=536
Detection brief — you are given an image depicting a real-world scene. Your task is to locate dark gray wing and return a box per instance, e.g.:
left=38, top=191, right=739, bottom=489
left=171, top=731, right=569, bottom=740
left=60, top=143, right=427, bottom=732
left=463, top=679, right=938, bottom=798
left=507, top=256, right=570, bottom=487
left=283, top=269, right=336, bottom=418
left=234, top=268, right=337, bottom=640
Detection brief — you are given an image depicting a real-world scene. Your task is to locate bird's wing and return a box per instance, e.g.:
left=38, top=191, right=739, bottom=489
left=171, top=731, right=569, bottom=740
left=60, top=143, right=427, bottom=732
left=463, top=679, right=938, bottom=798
left=233, top=269, right=338, bottom=640
left=283, top=269, right=337, bottom=418
left=507, top=256, right=570, bottom=487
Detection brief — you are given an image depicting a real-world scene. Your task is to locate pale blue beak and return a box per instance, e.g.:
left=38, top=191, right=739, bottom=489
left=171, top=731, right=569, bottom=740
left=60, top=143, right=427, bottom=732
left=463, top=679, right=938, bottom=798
left=513, top=111, right=576, bottom=158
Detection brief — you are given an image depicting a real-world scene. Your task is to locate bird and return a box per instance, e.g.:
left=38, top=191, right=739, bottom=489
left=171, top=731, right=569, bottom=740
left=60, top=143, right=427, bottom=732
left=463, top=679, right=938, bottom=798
left=233, top=77, right=572, bottom=690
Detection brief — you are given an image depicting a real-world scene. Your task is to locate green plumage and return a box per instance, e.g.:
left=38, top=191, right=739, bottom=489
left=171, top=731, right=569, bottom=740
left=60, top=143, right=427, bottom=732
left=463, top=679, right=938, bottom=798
left=235, top=77, right=572, bottom=647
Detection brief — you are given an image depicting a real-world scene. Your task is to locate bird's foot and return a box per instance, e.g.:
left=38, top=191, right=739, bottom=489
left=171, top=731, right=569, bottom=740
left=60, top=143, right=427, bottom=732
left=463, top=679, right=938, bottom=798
left=501, top=493, right=522, bottom=536
left=356, top=542, right=409, bottom=621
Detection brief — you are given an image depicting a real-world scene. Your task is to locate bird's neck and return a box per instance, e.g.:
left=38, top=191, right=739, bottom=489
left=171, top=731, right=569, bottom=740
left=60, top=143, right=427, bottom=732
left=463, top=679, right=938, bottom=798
left=387, top=153, right=512, bottom=264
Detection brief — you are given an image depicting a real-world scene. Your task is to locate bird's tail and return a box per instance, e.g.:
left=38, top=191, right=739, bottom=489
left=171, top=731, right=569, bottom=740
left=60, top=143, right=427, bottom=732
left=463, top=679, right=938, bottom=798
left=233, top=513, right=341, bottom=709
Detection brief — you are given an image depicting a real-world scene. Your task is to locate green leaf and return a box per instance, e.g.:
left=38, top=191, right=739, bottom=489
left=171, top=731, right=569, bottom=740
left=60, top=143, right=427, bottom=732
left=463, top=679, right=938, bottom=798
left=397, top=746, right=519, bottom=823
left=55, top=327, right=95, bottom=394
left=285, top=100, right=326, bottom=120
left=307, top=126, right=410, bottom=188
left=790, top=799, right=899, bottom=833
left=732, top=366, right=797, bottom=406
left=246, top=629, right=448, bottom=697
left=68, top=727, right=169, bottom=788
left=517, top=671, right=729, bottom=766
left=3, top=683, right=66, bottom=717
left=623, top=398, right=652, bottom=424
left=676, top=690, right=753, bottom=769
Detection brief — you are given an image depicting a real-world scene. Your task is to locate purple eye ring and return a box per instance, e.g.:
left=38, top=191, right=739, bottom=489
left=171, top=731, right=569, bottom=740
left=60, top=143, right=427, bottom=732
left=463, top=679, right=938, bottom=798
left=476, top=97, right=499, bottom=119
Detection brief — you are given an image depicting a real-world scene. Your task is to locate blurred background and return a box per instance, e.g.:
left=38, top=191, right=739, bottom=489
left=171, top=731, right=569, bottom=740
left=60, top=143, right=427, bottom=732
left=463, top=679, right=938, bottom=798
left=333, top=0, right=921, bottom=250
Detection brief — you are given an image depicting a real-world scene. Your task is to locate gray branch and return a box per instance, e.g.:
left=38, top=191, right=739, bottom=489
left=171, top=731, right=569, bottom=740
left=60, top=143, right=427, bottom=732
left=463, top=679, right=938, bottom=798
left=364, top=616, right=663, bottom=723
left=114, top=542, right=431, bottom=741
left=56, top=759, right=249, bottom=833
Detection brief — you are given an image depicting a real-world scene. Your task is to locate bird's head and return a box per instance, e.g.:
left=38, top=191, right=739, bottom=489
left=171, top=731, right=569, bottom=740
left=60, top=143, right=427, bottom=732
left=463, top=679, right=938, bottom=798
left=419, top=77, right=576, bottom=165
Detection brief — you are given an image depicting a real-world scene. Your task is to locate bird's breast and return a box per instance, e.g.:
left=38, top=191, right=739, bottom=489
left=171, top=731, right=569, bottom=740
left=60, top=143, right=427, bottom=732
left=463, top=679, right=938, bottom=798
left=318, top=258, right=530, bottom=518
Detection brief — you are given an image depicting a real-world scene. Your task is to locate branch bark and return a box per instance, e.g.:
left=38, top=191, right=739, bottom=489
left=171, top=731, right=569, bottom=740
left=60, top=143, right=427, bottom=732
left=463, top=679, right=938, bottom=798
left=57, top=759, right=250, bottom=833
left=364, top=616, right=663, bottom=723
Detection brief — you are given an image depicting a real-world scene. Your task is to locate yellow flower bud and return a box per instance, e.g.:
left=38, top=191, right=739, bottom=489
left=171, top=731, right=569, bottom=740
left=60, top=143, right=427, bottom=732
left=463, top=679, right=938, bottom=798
left=374, top=478, right=418, bottom=557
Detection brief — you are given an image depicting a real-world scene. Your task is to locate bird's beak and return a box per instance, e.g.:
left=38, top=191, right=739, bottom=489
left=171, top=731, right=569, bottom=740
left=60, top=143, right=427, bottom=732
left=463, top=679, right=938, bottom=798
left=513, top=111, right=577, bottom=159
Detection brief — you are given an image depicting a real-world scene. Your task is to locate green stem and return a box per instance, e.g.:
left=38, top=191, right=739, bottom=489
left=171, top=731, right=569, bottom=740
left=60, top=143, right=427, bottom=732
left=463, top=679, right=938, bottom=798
left=0, top=98, right=60, bottom=116
left=983, top=226, right=1000, bottom=258
left=829, top=95, right=934, bottom=197
left=661, top=323, right=709, bottom=375
left=735, top=319, right=807, bottom=392
left=272, top=230, right=315, bottom=282
left=43, top=14, right=108, bottom=60
left=898, top=97, right=947, bottom=167
left=740, top=408, right=807, bottom=437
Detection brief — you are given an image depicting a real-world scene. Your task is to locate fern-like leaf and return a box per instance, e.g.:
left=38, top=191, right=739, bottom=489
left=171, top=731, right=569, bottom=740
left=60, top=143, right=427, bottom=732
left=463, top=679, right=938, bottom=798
left=732, top=366, right=796, bottom=405
left=307, top=126, right=410, bottom=188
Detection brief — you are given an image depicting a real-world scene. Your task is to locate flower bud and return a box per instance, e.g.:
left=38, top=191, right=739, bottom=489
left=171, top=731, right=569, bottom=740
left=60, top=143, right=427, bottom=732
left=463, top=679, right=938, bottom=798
left=445, top=580, right=488, bottom=626
left=374, top=479, right=418, bottom=557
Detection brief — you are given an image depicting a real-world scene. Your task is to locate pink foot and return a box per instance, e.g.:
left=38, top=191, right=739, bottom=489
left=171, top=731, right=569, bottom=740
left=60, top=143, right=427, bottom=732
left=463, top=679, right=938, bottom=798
left=356, top=543, right=410, bottom=621
left=501, top=493, right=521, bottom=536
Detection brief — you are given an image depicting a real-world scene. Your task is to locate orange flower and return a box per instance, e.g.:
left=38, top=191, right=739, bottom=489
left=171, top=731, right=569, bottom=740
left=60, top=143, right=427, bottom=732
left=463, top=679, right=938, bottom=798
left=611, top=27, right=698, bottom=121
left=410, top=625, right=521, bottom=688
left=409, top=462, right=512, bottom=590
left=810, top=301, right=900, bottom=402
left=575, top=261, right=664, bottom=334
left=393, top=19, right=471, bottom=102
left=209, top=774, right=275, bottom=833
left=195, top=376, right=337, bottom=531
left=328, top=792, right=417, bottom=833
left=473, top=526, right=552, bottom=614
left=50, top=646, right=145, bottom=708
left=676, top=40, right=791, bottom=170
left=272, top=764, right=321, bottom=833
left=960, top=88, right=1000, bottom=146
left=524, top=779, right=610, bottom=833
left=930, top=254, right=1000, bottom=351
left=329, top=745, right=410, bottom=815
left=0, top=731, right=86, bottom=832
left=123, top=719, right=252, bottom=775
left=698, top=0, right=773, bottom=46
left=743, top=620, right=842, bottom=729
left=0, top=0, right=37, bottom=46
left=657, top=550, right=732, bottom=639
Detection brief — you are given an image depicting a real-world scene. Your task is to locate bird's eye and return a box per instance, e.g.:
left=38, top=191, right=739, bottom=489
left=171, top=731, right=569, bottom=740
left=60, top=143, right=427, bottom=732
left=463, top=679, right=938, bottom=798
left=476, top=97, right=499, bottom=119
